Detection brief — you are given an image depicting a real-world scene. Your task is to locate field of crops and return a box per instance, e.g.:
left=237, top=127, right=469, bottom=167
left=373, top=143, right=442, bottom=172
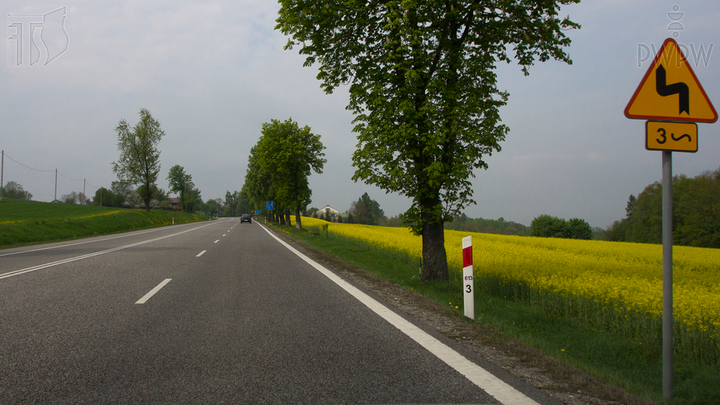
left=298, top=217, right=720, bottom=365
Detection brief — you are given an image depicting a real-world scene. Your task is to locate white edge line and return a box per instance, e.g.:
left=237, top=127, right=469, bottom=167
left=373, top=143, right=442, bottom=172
left=196, top=250, right=207, bottom=257
left=135, top=278, right=172, bottom=304
left=256, top=223, right=540, bottom=405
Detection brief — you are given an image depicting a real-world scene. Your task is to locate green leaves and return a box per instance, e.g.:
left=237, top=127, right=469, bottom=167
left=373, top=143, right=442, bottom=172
left=111, top=108, right=165, bottom=211
left=277, top=0, right=579, bottom=277
left=167, top=165, right=199, bottom=212
left=244, top=118, right=326, bottom=227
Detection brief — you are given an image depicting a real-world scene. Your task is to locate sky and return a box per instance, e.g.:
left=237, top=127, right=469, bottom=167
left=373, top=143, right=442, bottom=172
left=1, top=0, right=719, bottom=229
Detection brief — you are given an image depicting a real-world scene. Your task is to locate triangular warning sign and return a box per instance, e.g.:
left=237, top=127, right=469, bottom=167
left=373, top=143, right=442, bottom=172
left=625, top=38, right=717, bottom=123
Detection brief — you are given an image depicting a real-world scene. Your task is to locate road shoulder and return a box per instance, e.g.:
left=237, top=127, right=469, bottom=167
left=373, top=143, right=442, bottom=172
left=261, top=223, right=654, bottom=405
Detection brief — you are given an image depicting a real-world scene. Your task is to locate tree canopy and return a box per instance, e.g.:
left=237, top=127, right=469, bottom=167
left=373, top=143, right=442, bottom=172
left=112, top=108, right=165, bottom=211
left=276, top=0, right=579, bottom=280
left=530, top=215, right=592, bottom=240
left=244, top=118, right=326, bottom=229
left=167, top=164, right=201, bottom=212
left=1, top=181, right=32, bottom=201
left=605, top=166, right=720, bottom=248
left=348, top=192, right=385, bottom=225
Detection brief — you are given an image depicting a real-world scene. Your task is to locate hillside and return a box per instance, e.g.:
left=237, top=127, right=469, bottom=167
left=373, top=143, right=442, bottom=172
left=0, top=199, right=207, bottom=248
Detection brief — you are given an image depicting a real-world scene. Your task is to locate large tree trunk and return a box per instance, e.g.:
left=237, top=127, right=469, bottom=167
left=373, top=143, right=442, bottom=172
left=421, top=220, right=449, bottom=281
left=295, top=209, right=302, bottom=229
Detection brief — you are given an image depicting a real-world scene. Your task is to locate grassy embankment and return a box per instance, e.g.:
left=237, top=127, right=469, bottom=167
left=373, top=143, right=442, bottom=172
left=270, top=217, right=720, bottom=405
left=0, top=198, right=207, bottom=248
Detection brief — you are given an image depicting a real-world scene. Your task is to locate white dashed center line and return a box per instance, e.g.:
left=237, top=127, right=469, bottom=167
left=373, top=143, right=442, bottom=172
left=135, top=279, right=172, bottom=304
left=196, top=250, right=207, bottom=257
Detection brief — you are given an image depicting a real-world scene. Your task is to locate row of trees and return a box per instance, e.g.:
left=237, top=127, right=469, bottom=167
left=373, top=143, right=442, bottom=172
left=243, top=118, right=326, bottom=229
left=110, top=108, right=210, bottom=213
left=604, top=166, right=720, bottom=248
left=445, top=214, right=529, bottom=236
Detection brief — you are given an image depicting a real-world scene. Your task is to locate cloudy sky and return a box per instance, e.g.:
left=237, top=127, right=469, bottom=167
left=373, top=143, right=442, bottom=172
left=2, top=0, right=719, bottom=228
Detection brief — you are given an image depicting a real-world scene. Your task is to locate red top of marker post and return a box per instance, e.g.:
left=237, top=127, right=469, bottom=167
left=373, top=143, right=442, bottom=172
left=462, top=236, right=472, bottom=267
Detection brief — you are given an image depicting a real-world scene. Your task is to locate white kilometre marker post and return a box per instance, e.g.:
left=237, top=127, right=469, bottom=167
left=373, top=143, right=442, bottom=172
left=462, top=236, right=474, bottom=320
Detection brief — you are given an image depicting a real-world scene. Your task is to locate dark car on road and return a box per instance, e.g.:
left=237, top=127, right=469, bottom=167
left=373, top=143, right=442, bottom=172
left=240, top=214, right=252, bottom=223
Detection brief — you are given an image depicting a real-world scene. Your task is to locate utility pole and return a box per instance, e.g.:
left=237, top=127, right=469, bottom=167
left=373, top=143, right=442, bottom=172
left=1, top=150, right=4, bottom=202
left=55, top=169, right=58, bottom=202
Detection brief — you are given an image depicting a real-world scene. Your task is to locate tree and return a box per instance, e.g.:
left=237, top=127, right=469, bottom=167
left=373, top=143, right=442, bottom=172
left=112, top=108, right=165, bottom=211
left=225, top=190, right=240, bottom=216
left=93, top=187, right=123, bottom=207
left=277, top=0, right=579, bottom=281
left=566, top=218, right=593, bottom=240
left=350, top=192, right=385, bottom=225
left=1, top=181, right=32, bottom=200
left=530, top=215, right=567, bottom=238
left=167, top=165, right=197, bottom=212
left=244, top=118, right=326, bottom=229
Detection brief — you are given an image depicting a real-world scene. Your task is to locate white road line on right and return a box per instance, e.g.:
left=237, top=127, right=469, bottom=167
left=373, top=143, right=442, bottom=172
left=258, top=224, right=539, bottom=405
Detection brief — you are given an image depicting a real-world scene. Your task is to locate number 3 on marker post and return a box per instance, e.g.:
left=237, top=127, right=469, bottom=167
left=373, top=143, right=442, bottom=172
left=645, top=121, right=698, bottom=153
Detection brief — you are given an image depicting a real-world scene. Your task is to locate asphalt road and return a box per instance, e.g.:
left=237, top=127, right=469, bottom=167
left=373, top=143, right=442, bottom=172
left=0, top=218, right=557, bottom=404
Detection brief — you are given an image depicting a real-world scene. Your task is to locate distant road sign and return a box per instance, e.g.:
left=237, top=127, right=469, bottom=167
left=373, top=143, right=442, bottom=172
left=646, top=121, right=698, bottom=153
left=625, top=38, right=717, bottom=123
left=265, top=201, right=274, bottom=211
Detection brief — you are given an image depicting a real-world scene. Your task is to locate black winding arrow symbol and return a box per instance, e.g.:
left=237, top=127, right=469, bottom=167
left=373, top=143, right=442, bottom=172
left=656, top=64, right=689, bottom=115
left=671, top=132, right=692, bottom=142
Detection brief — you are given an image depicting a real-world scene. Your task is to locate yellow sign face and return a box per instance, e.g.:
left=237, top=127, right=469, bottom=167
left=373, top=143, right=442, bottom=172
left=626, top=38, right=717, bottom=123
left=646, top=121, right=698, bottom=152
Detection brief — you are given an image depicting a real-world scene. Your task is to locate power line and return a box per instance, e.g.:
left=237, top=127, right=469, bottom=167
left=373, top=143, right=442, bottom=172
left=2, top=150, right=103, bottom=198
left=57, top=171, right=83, bottom=182
left=3, top=152, right=55, bottom=173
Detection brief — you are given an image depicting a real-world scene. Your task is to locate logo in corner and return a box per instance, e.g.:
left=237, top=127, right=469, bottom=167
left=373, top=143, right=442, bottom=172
left=7, top=6, right=70, bottom=67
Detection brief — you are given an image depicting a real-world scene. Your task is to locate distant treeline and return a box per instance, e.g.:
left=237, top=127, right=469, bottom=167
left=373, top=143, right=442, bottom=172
left=605, top=166, right=720, bottom=248
left=444, top=213, right=529, bottom=236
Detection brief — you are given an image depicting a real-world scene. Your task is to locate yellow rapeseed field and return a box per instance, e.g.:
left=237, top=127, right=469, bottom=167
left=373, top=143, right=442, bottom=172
left=296, top=216, right=720, bottom=361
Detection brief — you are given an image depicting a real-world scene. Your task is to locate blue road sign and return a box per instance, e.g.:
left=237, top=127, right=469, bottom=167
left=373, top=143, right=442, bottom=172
left=265, top=201, right=275, bottom=211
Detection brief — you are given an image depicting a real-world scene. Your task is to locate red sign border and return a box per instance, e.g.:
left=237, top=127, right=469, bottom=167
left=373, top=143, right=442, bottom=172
left=624, top=38, right=718, bottom=123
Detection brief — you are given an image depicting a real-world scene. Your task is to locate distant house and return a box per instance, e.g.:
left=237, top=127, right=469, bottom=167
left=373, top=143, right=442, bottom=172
left=169, top=197, right=181, bottom=211
left=316, top=205, right=340, bottom=222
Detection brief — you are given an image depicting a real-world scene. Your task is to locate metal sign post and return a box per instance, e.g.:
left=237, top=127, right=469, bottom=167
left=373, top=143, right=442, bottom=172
left=625, top=37, right=717, bottom=401
left=662, top=151, right=673, bottom=399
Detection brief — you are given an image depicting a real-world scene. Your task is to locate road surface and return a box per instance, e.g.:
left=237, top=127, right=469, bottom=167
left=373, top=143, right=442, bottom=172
left=0, top=218, right=558, bottom=404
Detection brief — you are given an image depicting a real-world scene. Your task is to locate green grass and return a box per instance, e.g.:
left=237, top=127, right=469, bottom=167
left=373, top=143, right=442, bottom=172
left=0, top=198, right=208, bottom=248
left=272, top=222, right=720, bottom=405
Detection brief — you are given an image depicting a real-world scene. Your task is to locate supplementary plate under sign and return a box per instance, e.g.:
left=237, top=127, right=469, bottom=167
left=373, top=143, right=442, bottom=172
left=646, top=121, right=698, bottom=153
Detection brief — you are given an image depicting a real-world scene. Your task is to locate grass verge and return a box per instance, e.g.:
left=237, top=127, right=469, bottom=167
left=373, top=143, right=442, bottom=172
left=0, top=198, right=207, bottom=248
left=270, top=221, right=720, bottom=405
